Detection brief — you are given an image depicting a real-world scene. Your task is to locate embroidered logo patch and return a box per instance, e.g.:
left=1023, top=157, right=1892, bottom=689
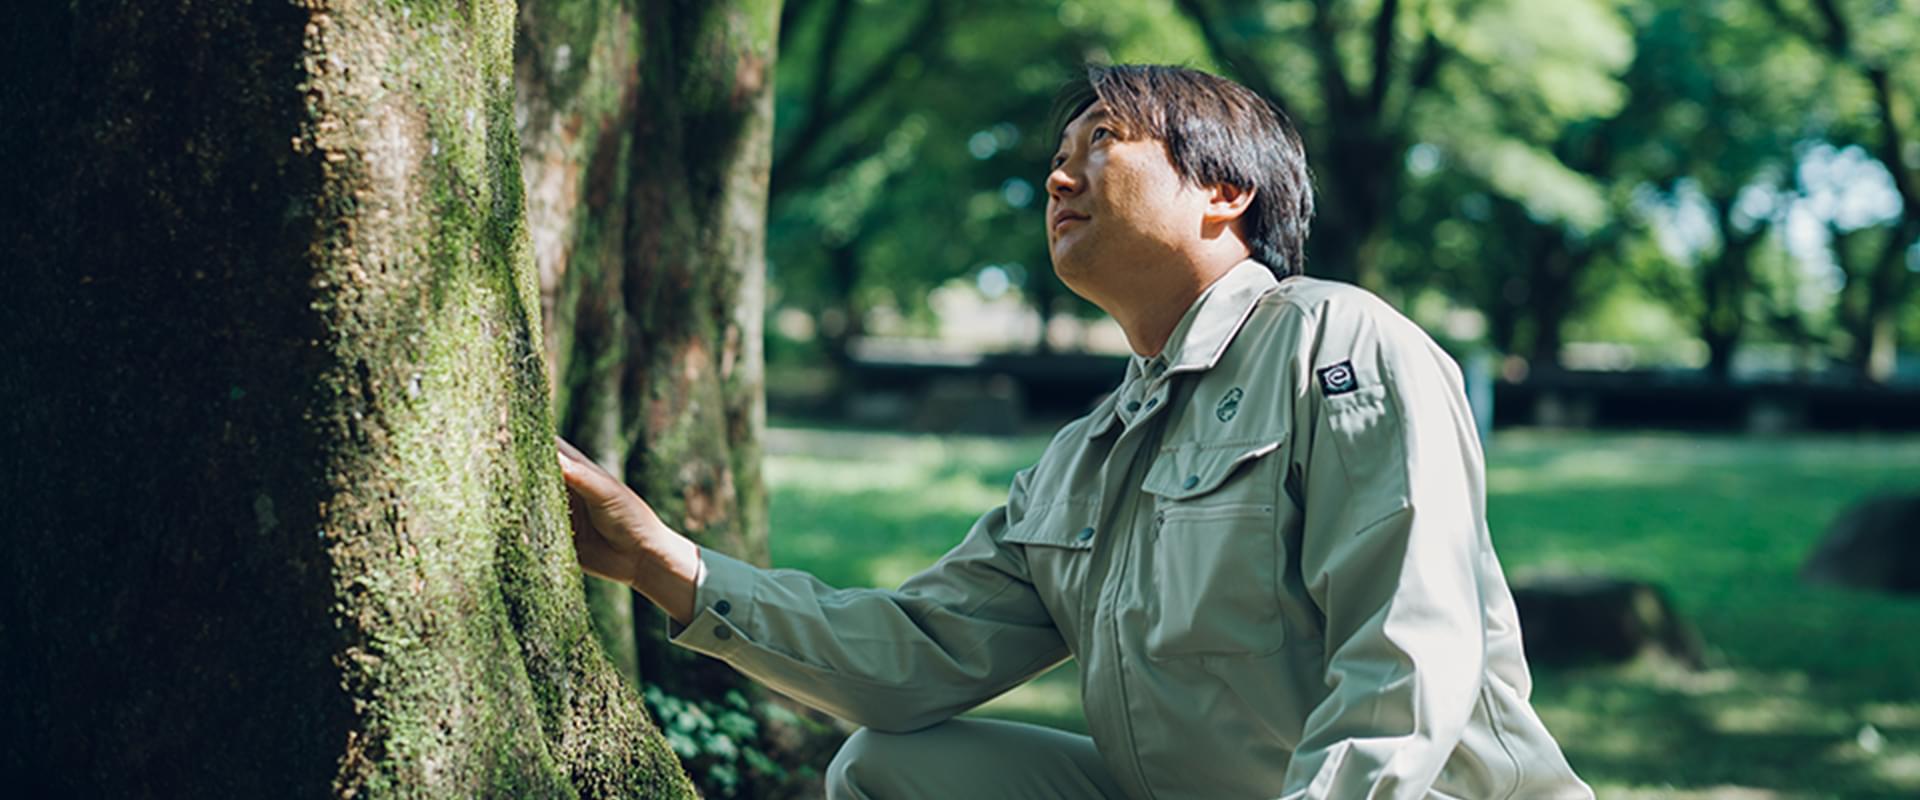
left=1215, top=387, right=1243, bottom=422
left=1317, top=361, right=1358, bottom=396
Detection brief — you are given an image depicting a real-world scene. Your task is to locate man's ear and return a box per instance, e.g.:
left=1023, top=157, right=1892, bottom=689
left=1202, top=182, right=1255, bottom=226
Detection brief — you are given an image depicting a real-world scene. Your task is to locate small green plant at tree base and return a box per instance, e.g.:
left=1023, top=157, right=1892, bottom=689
left=644, top=685, right=827, bottom=798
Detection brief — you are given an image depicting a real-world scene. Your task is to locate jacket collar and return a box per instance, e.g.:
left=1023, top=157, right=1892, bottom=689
left=1084, top=259, right=1280, bottom=439
left=1158, top=259, right=1280, bottom=377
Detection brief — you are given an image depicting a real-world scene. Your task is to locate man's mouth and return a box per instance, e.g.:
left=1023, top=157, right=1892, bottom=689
left=1052, top=211, right=1089, bottom=232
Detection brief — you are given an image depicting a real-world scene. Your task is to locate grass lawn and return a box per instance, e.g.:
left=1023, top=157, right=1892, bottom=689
left=765, top=426, right=1920, bottom=799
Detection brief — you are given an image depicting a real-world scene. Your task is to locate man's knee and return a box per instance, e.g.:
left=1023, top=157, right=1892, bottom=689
left=826, top=727, right=897, bottom=800
left=826, top=719, right=1118, bottom=800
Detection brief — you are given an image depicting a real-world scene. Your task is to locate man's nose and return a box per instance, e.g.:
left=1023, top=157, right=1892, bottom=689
left=1046, top=164, right=1078, bottom=199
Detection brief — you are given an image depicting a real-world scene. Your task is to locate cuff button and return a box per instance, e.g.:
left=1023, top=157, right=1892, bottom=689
left=714, top=599, right=732, bottom=615
left=713, top=626, right=732, bottom=640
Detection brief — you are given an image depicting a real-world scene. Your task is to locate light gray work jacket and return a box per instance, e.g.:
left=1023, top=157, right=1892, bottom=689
left=671, top=259, right=1593, bottom=799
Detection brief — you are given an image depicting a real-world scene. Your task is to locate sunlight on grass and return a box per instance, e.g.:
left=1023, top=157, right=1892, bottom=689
left=1873, top=751, right=1920, bottom=791
left=863, top=551, right=938, bottom=590
left=1862, top=703, right=1920, bottom=730
left=1708, top=694, right=1835, bottom=735
left=765, top=426, right=1920, bottom=797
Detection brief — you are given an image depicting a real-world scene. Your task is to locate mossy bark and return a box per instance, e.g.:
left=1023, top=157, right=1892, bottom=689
left=516, top=2, right=829, bottom=796
left=516, top=0, right=650, bottom=683
left=521, top=0, right=776, bottom=582
left=0, top=1, right=692, bottom=796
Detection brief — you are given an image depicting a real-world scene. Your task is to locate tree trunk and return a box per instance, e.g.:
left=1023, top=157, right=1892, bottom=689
left=0, top=2, right=692, bottom=797
left=1524, top=249, right=1582, bottom=372
left=516, top=0, right=651, bottom=687
left=517, top=3, right=831, bottom=798
left=1309, top=127, right=1397, bottom=287
left=1699, top=199, right=1762, bottom=384
left=1842, top=223, right=1915, bottom=384
left=1027, top=265, right=1063, bottom=353
left=821, top=240, right=864, bottom=376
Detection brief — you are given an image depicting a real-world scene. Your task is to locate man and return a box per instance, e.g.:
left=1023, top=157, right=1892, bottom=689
left=557, top=65, right=1592, bottom=799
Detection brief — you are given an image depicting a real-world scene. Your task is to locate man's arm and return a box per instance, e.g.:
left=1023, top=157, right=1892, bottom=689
left=1278, top=298, right=1493, bottom=798
left=556, top=436, right=1068, bottom=733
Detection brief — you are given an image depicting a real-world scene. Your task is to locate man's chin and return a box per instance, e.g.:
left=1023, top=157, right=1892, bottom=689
left=1048, top=236, right=1090, bottom=273
left=1048, top=254, right=1095, bottom=299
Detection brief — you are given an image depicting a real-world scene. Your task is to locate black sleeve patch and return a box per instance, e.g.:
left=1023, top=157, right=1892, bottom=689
left=1316, top=361, right=1358, bottom=396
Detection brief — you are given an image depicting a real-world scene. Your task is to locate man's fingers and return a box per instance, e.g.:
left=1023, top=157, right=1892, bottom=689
left=554, top=437, right=619, bottom=492
left=555, top=435, right=591, bottom=462
left=553, top=437, right=661, bottom=543
left=554, top=436, right=598, bottom=476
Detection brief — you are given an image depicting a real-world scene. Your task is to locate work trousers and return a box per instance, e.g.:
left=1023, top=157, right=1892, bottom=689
left=825, top=718, right=1125, bottom=800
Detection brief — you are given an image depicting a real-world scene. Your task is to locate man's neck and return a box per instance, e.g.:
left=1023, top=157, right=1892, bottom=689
left=1111, top=287, right=1199, bottom=358
left=1105, top=254, right=1242, bottom=358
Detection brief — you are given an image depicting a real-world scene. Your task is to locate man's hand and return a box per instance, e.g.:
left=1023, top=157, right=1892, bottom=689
left=556, top=436, right=701, bottom=625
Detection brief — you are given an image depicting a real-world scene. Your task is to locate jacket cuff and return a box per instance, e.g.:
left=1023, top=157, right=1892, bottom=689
left=666, top=546, right=758, bottom=658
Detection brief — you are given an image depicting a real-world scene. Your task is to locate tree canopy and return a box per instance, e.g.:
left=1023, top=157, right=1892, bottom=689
left=766, top=0, right=1920, bottom=382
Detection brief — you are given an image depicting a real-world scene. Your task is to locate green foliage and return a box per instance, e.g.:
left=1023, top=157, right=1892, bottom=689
left=764, top=0, right=1919, bottom=373
left=642, top=685, right=828, bottom=798
left=768, top=0, right=1220, bottom=353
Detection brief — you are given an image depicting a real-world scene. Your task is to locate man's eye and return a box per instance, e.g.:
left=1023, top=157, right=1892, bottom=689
left=1091, top=127, right=1112, bottom=142
left=1051, top=155, right=1066, bottom=170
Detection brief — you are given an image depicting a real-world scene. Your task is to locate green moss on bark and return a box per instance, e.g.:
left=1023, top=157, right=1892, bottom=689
left=2, top=1, right=692, bottom=796
left=516, top=2, right=821, bottom=796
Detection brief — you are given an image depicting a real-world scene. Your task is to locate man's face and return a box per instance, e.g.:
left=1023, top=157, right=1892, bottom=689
left=1045, top=101, right=1211, bottom=296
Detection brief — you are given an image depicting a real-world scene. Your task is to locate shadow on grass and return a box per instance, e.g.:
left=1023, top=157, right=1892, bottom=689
left=1536, top=662, right=1920, bottom=798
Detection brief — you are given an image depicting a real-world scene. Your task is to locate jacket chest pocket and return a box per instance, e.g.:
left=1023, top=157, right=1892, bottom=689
left=1002, top=501, right=1097, bottom=639
left=1140, top=437, right=1287, bottom=658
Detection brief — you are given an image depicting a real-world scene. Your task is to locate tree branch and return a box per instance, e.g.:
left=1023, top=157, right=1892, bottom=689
left=1757, top=1, right=1916, bottom=228
left=1809, top=0, right=1853, bottom=56
left=808, top=0, right=857, bottom=138
left=1307, top=0, right=1358, bottom=117
left=1368, top=0, right=1401, bottom=112
left=772, top=0, right=945, bottom=203
left=1390, top=30, right=1446, bottom=131
left=1865, top=67, right=1920, bottom=228
left=1754, top=0, right=1821, bottom=50
left=1172, top=0, right=1301, bottom=115
left=777, top=0, right=820, bottom=53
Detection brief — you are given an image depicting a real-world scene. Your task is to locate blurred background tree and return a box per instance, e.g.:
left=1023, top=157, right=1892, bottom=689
left=1758, top=0, right=1920, bottom=382
left=757, top=0, right=1919, bottom=389
left=767, top=0, right=1219, bottom=372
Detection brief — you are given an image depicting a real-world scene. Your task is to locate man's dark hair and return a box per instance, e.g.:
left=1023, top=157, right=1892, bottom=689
left=1050, top=64, right=1314, bottom=278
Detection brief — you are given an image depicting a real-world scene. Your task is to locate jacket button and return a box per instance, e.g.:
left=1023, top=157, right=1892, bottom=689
left=1077, top=526, right=1095, bottom=542
left=714, top=626, right=732, bottom=640
left=1183, top=474, right=1200, bottom=490
left=1125, top=400, right=1141, bottom=412
left=714, top=600, right=732, bottom=616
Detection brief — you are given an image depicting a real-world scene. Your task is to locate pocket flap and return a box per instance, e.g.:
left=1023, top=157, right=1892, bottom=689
left=1002, top=502, right=1096, bottom=550
left=1142, top=438, right=1285, bottom=500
